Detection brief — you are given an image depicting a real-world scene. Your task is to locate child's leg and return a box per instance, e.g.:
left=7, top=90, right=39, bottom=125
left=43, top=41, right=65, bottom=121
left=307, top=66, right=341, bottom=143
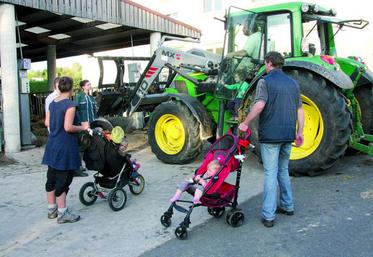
left=227, top=101, right=236, bottom=116
left=170, top=181, right=189, bottom=202
left=234, top=99, right=242, bottom=117
left=170, top=189, right=183, bottom=202
left=193, top=189, right=203, bottom=204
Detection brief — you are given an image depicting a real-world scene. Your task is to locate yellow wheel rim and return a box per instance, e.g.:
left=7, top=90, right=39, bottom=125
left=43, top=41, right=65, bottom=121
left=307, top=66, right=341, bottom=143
left=290, top=95, right=324, bottom=160
left=155, top=114, right=185, bottom=155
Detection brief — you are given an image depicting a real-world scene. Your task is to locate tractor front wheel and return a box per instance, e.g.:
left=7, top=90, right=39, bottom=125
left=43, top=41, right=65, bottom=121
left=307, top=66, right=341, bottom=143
left=148, top=101, right=202, bottom=164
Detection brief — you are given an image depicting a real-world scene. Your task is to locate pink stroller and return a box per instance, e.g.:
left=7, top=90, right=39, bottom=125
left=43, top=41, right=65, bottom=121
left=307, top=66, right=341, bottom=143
left=160, top=130, right=251, bottom=239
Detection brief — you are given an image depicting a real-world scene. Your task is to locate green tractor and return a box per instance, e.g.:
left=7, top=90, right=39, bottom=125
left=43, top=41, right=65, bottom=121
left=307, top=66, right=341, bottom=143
left=97, top=2, right=372, bottom=175
left=222, top=2, right=373, bottom=175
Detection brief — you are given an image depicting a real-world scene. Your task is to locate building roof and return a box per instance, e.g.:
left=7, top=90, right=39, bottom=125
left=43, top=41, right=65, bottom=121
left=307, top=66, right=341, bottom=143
left=0, top=0, right=201, bottom=62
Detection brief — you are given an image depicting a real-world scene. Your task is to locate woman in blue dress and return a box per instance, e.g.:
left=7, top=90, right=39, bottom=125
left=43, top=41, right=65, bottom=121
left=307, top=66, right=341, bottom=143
left=43, top=76, right=89, bottom=224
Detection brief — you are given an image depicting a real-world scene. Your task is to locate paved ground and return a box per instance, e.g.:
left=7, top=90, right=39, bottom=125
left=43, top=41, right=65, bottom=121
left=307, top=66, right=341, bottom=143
left=0, top=131, right=264, bottom=257
left=0, top=130, right=372, bottom=257
left=141, top=154, right=373, bottom=257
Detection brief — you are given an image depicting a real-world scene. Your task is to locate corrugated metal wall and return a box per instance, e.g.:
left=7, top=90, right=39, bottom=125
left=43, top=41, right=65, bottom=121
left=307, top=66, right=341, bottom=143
left=0, top=0, right=201, bottom=38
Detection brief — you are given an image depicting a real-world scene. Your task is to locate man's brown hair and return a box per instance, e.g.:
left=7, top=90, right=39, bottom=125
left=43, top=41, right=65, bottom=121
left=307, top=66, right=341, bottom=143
left=265, top=51, right=285, bottom=69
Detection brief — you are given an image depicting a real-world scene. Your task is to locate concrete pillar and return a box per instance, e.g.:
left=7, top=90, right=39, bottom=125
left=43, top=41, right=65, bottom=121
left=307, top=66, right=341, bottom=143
left=47, top=45, right=56, bottom=91
left=0, top=4, right=21, bottom=153
left=150, top=32, right=161, bottom=55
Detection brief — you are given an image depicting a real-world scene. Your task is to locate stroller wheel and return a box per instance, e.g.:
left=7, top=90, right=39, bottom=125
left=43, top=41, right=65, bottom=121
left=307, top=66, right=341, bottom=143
left=160, top=214, right=172, bottom=227
left=207, top=207, right=225, bottom=218
left=108, top=188, right=127, bottom=211
left=226, top=210, right=245, bottom=227
left=175, top=226, right=188, bottom=240
left=129, top=175, right=145, bottom=195
left=79, top=182, right=98, bottom=206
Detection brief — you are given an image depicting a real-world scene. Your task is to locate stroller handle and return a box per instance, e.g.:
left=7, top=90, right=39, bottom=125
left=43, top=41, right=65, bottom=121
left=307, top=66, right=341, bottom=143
left=238, top=129, right=251, bottom=141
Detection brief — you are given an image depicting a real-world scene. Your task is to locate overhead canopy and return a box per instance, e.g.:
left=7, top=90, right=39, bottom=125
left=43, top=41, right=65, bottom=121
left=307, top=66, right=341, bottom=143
left=0, top=0, right=201, bottom=62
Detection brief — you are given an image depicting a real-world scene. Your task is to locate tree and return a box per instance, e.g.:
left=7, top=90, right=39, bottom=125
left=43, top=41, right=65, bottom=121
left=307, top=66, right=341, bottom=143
left=28, top=63, right=82, bottom=93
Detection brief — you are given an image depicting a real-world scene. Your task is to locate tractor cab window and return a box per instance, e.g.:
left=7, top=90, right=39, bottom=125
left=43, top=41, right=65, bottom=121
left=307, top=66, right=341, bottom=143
left=302, top=20, right=322, bottom=56
left=215, top=8, right=265, bottom=100
left=226, top=11, right=265, bottom=60
left=266, top=13, right=292, bottom=57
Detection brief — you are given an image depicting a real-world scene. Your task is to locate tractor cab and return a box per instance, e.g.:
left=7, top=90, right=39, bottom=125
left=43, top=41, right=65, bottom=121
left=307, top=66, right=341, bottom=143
left=215, top=7, right=265, bottom=100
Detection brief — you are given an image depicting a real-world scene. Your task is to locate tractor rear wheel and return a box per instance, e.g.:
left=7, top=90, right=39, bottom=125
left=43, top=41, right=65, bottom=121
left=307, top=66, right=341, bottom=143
left=249, top=70, right=352, bottom=175
left=354, top=84, right=373, bottom=134
left=148, top=101, right=202, bottom=164
left=286, top=69, right=352, bottom=175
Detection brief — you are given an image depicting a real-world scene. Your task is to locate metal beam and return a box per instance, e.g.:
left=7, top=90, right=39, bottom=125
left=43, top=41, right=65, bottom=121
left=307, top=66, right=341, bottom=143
left=35, top=20, right=105, bottom=37
left=18, top=13, right=72, bottom=29
left=57, top=27, right=142, bottom=45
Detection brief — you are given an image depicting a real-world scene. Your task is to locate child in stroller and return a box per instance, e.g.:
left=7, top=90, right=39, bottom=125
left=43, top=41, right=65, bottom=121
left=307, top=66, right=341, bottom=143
left=170, top=160, right=221, bottom=204
left=79, top=126, right=145, bottom=211
left=161, top=130, right=250, bottom=239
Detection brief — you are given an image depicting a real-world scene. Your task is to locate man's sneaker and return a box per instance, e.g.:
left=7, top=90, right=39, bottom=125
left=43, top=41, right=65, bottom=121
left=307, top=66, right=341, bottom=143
left=48, top=206, right=58, bottom=219
left=276, top=207, right=294, bottom=216
left=57, top=209, right=80, bottom=224
left=261, top=218, right=274, bottom=228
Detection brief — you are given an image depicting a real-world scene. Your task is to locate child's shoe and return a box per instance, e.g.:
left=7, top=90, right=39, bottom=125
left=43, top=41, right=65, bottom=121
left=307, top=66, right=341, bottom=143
left=48, top=206, right=58, bottom=219
left=131, top=160, right=140, bottom=172
left=57, top=208, right=80, bottom=224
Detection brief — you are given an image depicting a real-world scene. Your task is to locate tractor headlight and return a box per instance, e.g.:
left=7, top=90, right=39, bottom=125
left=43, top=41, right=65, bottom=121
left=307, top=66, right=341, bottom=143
left=301, top=3, right=310, bottom=13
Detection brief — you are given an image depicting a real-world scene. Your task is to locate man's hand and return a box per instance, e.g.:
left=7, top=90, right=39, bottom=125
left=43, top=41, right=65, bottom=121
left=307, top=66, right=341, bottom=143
left=295, top=132, right=304, bottom=147
left=238, top=122, right=249, bottom=132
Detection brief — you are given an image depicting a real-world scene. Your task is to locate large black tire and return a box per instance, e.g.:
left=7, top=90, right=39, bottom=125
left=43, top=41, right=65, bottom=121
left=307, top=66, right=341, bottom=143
left=354, top=84, right=373, bottom=134
left=107, top=116, right=133, bottom=133
left=148, top=101, right=202, bottom=164
left=286, top=70, right=352, bottom=175
left=249, top=69, right=352, bottom=176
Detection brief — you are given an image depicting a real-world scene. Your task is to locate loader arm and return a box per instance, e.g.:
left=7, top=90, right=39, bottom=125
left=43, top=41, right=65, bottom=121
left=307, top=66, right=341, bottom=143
left=127, top=46, right=218, bottom=116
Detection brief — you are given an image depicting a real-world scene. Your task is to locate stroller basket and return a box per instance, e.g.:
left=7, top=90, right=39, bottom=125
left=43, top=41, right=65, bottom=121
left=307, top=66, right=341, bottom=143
left=94, top=173, right=119, bottom=189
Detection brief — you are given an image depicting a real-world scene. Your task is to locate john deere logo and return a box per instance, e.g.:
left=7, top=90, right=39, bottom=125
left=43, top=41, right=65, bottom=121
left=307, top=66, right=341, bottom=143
left=161, top=50, right=175, bottom=58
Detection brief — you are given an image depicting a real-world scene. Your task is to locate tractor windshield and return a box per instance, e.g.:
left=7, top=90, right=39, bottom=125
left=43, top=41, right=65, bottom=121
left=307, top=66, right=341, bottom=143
left=215, top=7, right=264, bottom=100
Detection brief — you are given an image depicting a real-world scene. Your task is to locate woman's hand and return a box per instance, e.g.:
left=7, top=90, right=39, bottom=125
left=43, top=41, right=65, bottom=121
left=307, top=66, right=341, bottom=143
left=81, top=123, right=89, bottom=131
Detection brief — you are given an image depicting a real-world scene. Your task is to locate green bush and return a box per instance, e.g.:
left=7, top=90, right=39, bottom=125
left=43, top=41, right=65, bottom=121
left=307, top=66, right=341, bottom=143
left=30, top=80, right=49, bottom=93
left=28, top=62, right=82, bottom=92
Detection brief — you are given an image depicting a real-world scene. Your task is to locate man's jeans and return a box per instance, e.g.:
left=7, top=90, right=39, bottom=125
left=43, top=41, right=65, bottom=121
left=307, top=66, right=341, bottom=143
left=261, top=142, right=294, bottom=221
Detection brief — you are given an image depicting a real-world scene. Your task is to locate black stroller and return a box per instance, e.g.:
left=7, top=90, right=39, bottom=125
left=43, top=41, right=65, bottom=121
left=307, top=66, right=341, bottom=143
left=79, top=127, right=145, bottom=211
left=161, top=130, right=251, bottom=239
